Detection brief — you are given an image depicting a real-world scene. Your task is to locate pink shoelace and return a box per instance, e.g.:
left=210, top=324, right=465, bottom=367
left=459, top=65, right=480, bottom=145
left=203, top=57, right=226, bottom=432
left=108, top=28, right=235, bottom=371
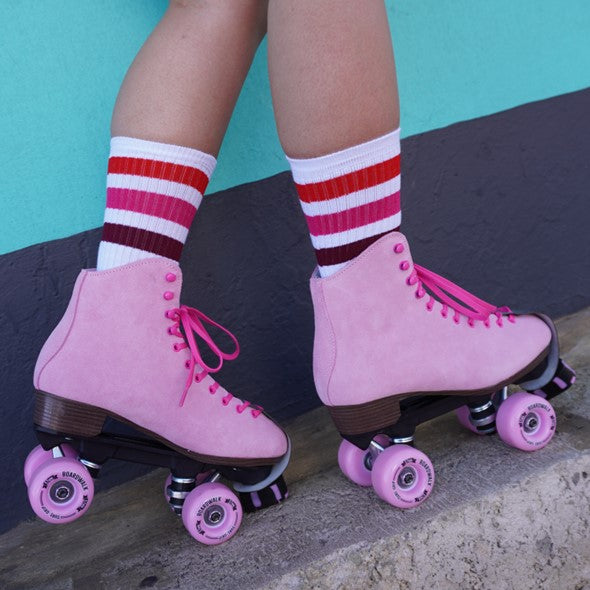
left=165, top=305, right=262, bottom=417
left=395, top=243, right=515, bottom=327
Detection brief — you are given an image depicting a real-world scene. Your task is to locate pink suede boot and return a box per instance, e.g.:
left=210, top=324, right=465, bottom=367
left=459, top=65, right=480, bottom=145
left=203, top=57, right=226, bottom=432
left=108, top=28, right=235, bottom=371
left=310, top=231, right=575, bottom=508
left=27, top=258, right=290, bottom=544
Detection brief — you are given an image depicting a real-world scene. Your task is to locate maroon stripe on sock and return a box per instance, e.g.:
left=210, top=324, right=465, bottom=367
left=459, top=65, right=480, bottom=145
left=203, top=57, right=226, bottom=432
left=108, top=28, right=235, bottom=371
left=108, top=157, right=209, bottom=194
left=315, top=230, right=398, bottom=267
left=101, top=223, right=183, bottom=261
left=295, top=154, right=400, bottom=204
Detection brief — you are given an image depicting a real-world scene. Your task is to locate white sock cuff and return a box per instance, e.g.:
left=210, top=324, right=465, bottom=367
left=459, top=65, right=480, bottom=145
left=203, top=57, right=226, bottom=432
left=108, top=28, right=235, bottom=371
left=286, top=127, right=400, bottom=184
left=110, top=136, right=217, bottom=179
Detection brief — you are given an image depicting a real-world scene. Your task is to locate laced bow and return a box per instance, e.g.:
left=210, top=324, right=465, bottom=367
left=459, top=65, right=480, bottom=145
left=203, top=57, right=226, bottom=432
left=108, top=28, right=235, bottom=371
left=408, top=263, right=515, bottom=327
left=165, top=305, right=241, bottom=407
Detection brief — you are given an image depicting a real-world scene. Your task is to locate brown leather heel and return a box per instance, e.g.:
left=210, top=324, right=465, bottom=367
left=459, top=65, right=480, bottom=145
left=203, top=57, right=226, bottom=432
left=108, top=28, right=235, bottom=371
left=34, top=390, right=107, bottom=437
left=328, top=397, right=404, bottom=436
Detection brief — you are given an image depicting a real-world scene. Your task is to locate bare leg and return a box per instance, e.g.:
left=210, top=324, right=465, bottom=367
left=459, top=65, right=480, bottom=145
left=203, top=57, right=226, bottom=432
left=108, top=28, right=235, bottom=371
left=99, top=0, right=268, bottom=269
left=267, top=0, right=399, bottom=158
left=111, top=0, right=269, bottom=156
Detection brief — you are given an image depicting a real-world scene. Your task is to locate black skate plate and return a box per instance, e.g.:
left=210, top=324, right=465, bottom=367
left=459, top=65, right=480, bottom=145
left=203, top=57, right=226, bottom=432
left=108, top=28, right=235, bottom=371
left=34, top=426, right=273, bottom=485
left=343, top=356, right=576, bottom=450
left=344, top=392, right=492, bottom=450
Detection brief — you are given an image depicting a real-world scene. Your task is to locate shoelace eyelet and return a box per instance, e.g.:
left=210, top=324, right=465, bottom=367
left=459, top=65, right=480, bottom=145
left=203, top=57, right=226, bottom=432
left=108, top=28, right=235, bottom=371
left=400, top=261, right=410, bottom=271
left=163, top=291, right=174, bottom=301
left=165, top=272, right=177, bottom=283
left=209, top=385, right=215, bottom=394
left=173, top=343, right=182, bottom=352
left=393, top=243, right=404, bottom=254
left=184, top=360, right=190, bottom=369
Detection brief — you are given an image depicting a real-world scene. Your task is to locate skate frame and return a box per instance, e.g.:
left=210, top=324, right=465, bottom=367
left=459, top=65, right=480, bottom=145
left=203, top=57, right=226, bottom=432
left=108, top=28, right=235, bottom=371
left=344, top=357, right=575, bottom=451
left=33, top=425, right=279, bottom=514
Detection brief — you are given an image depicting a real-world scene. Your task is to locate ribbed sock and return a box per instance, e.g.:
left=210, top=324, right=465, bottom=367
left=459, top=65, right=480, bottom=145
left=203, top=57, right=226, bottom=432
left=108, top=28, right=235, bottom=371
left=287, top=128, right=401, bottom=277
left=96, top=136, right=216, bottom=270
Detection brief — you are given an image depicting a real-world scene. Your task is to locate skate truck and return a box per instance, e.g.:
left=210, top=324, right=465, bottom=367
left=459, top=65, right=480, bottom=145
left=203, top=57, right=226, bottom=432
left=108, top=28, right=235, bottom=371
left=24, top=260, right=291, bottom=546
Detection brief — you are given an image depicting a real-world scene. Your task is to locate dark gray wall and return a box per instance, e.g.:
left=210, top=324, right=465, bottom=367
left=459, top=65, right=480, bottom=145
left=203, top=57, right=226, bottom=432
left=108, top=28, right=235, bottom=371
left=1, top=88, right=589, bottom=533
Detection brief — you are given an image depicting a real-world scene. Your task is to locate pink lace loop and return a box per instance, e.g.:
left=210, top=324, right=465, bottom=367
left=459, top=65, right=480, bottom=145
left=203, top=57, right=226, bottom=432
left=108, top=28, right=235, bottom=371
left=166, top=304, right=240, bottom=406
left=409, top=263, right=515, bottom=327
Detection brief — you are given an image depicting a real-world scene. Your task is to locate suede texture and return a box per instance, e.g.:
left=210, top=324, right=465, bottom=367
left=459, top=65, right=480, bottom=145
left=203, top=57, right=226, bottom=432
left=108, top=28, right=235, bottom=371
left=309, top=232, right=551, bottom=407
left=34, top=258, right=288, bottom=460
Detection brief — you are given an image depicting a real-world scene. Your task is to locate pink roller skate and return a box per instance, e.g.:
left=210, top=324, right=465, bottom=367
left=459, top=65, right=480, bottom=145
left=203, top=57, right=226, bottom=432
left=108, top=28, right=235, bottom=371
left=310, top=231, right=575, bottom=509
left=25, top=259, right=290, bottom=545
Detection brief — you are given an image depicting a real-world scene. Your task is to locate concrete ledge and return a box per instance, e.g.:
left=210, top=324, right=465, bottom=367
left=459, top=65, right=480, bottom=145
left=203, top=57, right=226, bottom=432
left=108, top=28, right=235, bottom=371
left=1, top=309, right=588, bottom=589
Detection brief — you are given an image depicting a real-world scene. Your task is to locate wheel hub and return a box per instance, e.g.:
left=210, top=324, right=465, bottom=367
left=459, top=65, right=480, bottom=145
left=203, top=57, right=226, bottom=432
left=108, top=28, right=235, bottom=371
left=204, top=504, right=225, bottom=526
left=523, top=412, right=540, bottom=434
left=50, top=480, right=74, bottom=504
left=397, top=466, right=416, bottom=489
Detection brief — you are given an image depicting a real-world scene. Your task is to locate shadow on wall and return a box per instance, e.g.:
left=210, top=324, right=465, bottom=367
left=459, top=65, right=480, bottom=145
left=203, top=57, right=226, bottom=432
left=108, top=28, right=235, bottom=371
left=1, top=88, right=589, bottom=533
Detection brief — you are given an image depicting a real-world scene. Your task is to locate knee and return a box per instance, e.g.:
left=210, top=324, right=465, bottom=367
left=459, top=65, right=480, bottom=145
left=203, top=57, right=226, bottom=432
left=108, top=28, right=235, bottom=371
left=168, top=0, right=268, bottom=43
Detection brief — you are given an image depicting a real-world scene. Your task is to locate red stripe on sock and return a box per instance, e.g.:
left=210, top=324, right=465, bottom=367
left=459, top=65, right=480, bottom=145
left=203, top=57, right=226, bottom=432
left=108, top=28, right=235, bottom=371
left=305, top=192, right=400, bottom=236
left=295, top=154, right=400, bottom=204
left=108, top=157, right=209, bottom=194
left=106, top=188, right=197, bottom=229
left=315, top=230, right=397, bottom=267
left=101, top=223, right=183, bottom=261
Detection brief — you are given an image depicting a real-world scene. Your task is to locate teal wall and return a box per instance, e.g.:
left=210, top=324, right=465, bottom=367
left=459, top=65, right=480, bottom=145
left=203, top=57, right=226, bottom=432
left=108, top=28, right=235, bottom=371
left=1, top=0, right=589, bottom=255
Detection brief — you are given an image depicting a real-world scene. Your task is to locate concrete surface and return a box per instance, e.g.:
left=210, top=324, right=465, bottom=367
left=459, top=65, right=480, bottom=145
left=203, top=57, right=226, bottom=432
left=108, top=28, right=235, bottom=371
left=0, top=308, right=588, bottom=590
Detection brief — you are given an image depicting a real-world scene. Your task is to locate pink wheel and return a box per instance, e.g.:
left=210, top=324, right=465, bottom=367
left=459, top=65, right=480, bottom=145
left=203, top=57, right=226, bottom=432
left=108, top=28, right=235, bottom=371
left=338, top=435, right=390, bottom=487
left=27, top=457, right=94, bottom=524
left=24, top=444, right=77, bottom=488
left=496, top=392, right=556, bottom=451
left=181, top=482, right=242, bottom=545
left=371, top=444, right=435, bottom=509
left=455, top=405, right=488, bottom=435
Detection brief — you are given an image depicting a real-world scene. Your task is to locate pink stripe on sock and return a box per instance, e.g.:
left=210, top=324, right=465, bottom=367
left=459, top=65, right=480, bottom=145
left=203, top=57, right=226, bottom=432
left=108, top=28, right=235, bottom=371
left=106, top=188, right=197, bottom=229
left=305, top=192, right=400, bottom=236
